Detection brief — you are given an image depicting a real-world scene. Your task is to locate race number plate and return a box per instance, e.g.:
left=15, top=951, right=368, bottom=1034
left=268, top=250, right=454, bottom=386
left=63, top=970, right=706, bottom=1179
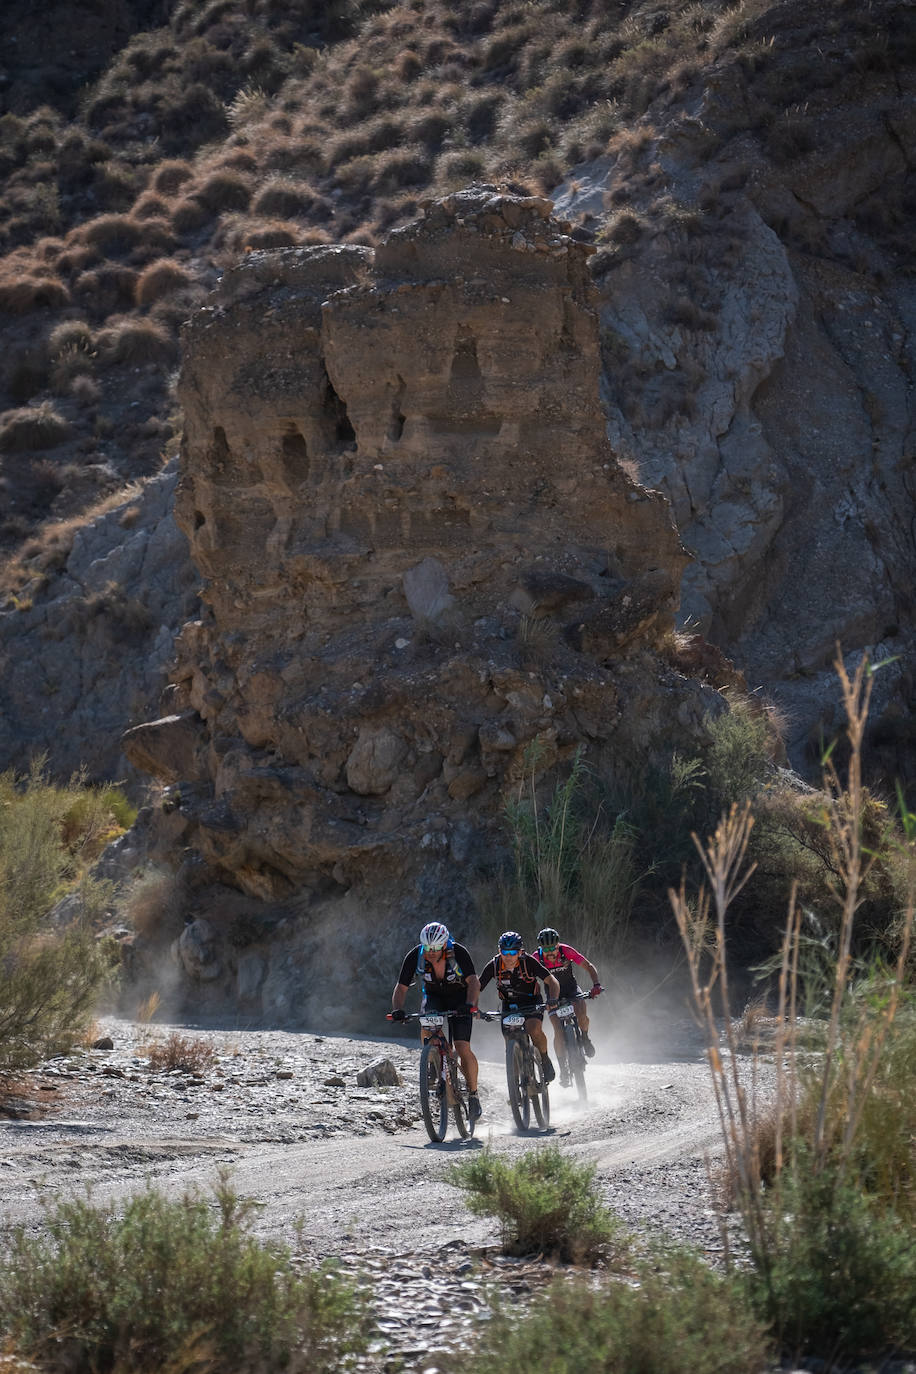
left=557, top=1004, right=576, bottom=1020
left=502, top=1014, right=525, bottom=1028
left=419, top=1014, right=444, bottom=1028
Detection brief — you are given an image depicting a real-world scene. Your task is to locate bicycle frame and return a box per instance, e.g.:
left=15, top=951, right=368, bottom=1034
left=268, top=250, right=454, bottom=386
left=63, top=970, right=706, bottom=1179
left=482, top=1005, right=550, bottom=1132
left=390, top=1009, right=474, bottom=1142
left=553, top=996, right=588, bottom=1100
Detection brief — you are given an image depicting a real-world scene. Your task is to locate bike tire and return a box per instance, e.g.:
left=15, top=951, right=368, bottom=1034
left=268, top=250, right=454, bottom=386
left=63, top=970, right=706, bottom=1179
left=419, top=1041, right=448, bottom=1142
left=450, top=1058, right=471, bottom=1138
left=530, top=1045, right=550, bottom=1129
left=565, top=1021, right=588, bottom=1103
left=506, top=1037, right=529, bottom=1131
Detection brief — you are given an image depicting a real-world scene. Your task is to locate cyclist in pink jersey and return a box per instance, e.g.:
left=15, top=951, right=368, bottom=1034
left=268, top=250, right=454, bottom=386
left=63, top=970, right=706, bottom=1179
left=535, top=926, right=603, bottom=1077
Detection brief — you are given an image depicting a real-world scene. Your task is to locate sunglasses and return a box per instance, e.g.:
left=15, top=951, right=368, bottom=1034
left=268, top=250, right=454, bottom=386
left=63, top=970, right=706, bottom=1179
left=502, top=948, right=521, bottom=956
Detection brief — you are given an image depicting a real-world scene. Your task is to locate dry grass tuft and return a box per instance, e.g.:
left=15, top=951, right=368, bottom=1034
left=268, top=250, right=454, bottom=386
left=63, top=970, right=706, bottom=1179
left=0, top=402, right=71, bottom=452
left=252, top=177, right=315, bottom=217
left=0, top=274, right=70, bottom=313
left=132, top=191, right=173, bottom=220
left=135, top=257, right=192, bottom=306
left=123, top=866, right=186, bottom=943
left=193, top=170, right=252, bottom=213
left=151, top=159, right=194, bottom=195
left=145, top=1032, right=216, bottom=1074
left=95, top=315, right=178, bottom=366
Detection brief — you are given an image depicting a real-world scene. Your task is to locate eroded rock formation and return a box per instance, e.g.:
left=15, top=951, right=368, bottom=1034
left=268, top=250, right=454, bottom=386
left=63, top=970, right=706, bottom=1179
left=124, top=188, right=721, bottom=1023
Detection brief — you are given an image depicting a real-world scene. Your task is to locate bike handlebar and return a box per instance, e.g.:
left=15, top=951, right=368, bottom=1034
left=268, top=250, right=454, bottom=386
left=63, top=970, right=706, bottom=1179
left=479, top=1003, right=550, bottom=1022
left=386, top=1009, right=467, bottom=1023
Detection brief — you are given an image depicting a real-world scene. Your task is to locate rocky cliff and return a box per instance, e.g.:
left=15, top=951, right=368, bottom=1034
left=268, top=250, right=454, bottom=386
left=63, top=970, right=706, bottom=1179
left=122, top=188, right=723, bottom=1023
left=552, top=15, right=916, bottom=766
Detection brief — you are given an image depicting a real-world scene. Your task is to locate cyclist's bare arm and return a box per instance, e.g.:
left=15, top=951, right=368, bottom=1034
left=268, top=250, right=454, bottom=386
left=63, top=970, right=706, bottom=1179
left=392, top=982, right=409, bottom=1013
left=545, top=973, right=560, bottom=1002
left=466, top=973, right=481, bottom=1005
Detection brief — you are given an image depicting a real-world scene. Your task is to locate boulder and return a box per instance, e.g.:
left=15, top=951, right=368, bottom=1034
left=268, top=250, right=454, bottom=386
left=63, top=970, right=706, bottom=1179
left=357, top=1057, right=403, bottom=1088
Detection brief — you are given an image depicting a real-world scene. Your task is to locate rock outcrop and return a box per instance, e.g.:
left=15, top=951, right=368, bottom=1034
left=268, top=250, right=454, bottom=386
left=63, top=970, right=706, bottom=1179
left=552, top=28, right=916, bottom=766
left=123, top=188, right=720, bottom=1023
left=0, top=460, right=196, bottom=782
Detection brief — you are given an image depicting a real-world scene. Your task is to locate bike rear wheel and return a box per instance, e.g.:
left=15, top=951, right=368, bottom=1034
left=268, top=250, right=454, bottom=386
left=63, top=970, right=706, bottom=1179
left=506, top=1037, right=530, bottom=1131
left=419, top=1041, right=448, bottom=1142
left=565, top=1021, right=588, bottom=1102
left=530, top=1045, right=550, bottom=1128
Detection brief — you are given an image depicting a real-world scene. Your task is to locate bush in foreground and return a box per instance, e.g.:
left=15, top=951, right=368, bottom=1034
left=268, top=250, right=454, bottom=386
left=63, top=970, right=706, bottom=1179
left=445, top=1250, right=770, bottom=1374
left=450, top=1144, right=629, bottom=1264
left=749, top=1165, right=916, bottom=1363
left=0, top=764, right=127, bottom=1078
left=0, top=1177, right=370, bottom=1374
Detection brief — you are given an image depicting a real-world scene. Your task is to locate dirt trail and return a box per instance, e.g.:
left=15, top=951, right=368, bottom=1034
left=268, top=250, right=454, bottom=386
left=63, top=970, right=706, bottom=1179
left=0, top=1013, right=733, bottom=1259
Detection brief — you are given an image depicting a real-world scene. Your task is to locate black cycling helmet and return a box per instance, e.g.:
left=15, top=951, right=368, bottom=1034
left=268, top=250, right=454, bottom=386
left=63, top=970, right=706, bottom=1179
left=498, top=930, right=524, bottom=953
left=537, top=927, right=561, bottom=949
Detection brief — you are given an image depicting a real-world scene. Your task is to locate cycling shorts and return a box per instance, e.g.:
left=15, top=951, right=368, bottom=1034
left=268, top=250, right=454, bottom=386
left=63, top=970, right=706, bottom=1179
left=424, top=993, right=472, bottom=1045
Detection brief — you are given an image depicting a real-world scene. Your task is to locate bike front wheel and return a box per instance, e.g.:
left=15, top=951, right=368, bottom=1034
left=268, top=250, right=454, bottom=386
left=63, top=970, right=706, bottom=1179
left=506, top=1037, right=530, bottom=1131
left=450, top=1059, right=472, bottom=1139
left=565, top=1022, right=588, bottom=1102
left=419, top=1041, right=448, bottom=1142
left=530, top=1045, right=550, bottom=1129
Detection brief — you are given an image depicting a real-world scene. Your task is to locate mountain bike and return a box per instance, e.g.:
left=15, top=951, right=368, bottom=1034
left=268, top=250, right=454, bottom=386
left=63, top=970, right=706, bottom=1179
left=482, top=1005, right=550, bottom=1132
left=387, top=1010, right=475, bottom=1142
left=554, top=994, right=590, bottom=1101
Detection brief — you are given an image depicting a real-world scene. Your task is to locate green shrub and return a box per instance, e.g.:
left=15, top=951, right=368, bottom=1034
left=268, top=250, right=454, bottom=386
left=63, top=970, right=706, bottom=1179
left=674, top=655, right=916, bottom=1368
left=705, top=697, right=772, bottom=805
left=0, top=764, right=115, bottom=1077
left=494, top=744, right=643, bottom=960
left=0, top=1177, right=371, bottom=1374
left=748, top=1164, right=916, bottom=1362
left=446, top=1251, right=770, bottom=1374
left=450, top=1144, right=629, bottom=1264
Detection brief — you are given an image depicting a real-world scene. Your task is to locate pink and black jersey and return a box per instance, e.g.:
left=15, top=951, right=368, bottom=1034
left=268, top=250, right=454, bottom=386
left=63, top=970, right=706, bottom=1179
left=536, top=942, right=587, bottom=999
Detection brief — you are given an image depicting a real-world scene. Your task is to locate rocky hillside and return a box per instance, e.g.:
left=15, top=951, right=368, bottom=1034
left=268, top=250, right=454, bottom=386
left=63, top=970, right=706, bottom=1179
left=0, top=0, right=913, bottom=796
left=118, top=187, right=733, bottom=1020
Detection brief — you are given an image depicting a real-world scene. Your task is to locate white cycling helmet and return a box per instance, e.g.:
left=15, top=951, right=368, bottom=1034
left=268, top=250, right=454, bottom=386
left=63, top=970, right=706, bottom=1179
left=420, top=921, right=450, bottom=950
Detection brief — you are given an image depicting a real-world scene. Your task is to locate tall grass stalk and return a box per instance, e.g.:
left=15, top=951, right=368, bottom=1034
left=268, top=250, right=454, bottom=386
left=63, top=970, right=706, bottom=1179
left=498, top=743, right=643, bottom=959
left=670, top=651, right=916, bottom=1360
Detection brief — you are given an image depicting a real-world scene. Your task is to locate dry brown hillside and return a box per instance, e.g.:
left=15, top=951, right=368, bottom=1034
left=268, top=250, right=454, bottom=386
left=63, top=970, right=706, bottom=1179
left=0, top=0, right=914, bottom=787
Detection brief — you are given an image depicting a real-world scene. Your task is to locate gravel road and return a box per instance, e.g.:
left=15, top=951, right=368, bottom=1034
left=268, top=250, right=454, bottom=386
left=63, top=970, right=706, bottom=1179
left=0, top=1008, right=751, bottom=1370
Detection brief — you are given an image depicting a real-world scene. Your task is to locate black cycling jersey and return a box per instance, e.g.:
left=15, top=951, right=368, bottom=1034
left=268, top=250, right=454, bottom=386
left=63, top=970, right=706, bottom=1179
left=478, top=952, right=551, bottom=1005
left=396, top=943, right=476, bottom=1010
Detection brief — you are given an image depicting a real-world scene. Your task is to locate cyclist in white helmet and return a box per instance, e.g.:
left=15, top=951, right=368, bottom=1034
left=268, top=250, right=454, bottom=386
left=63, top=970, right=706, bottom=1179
left=391, top=922, right=482, bottom=1122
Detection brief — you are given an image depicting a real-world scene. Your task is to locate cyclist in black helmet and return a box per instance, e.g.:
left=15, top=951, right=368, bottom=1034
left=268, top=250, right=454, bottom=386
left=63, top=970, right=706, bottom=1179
left=478, top=931, right=560, bottom=1083
left=391, top=921, right=482, bottom=1122
left=536, top=925, right=603, bottom=1083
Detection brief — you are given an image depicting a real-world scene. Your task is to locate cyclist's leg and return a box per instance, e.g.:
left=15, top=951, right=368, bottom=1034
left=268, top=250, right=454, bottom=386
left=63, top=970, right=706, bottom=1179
left=525, top=1017, right=549, bottom=1057
left=574, top=998, right=591, bottom=1036
left=453, top=1039, right=478, bottom=1091
left=446, top=1010, right=478, bottom=1095
left=549, top=1010, right=565, bottom=1058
